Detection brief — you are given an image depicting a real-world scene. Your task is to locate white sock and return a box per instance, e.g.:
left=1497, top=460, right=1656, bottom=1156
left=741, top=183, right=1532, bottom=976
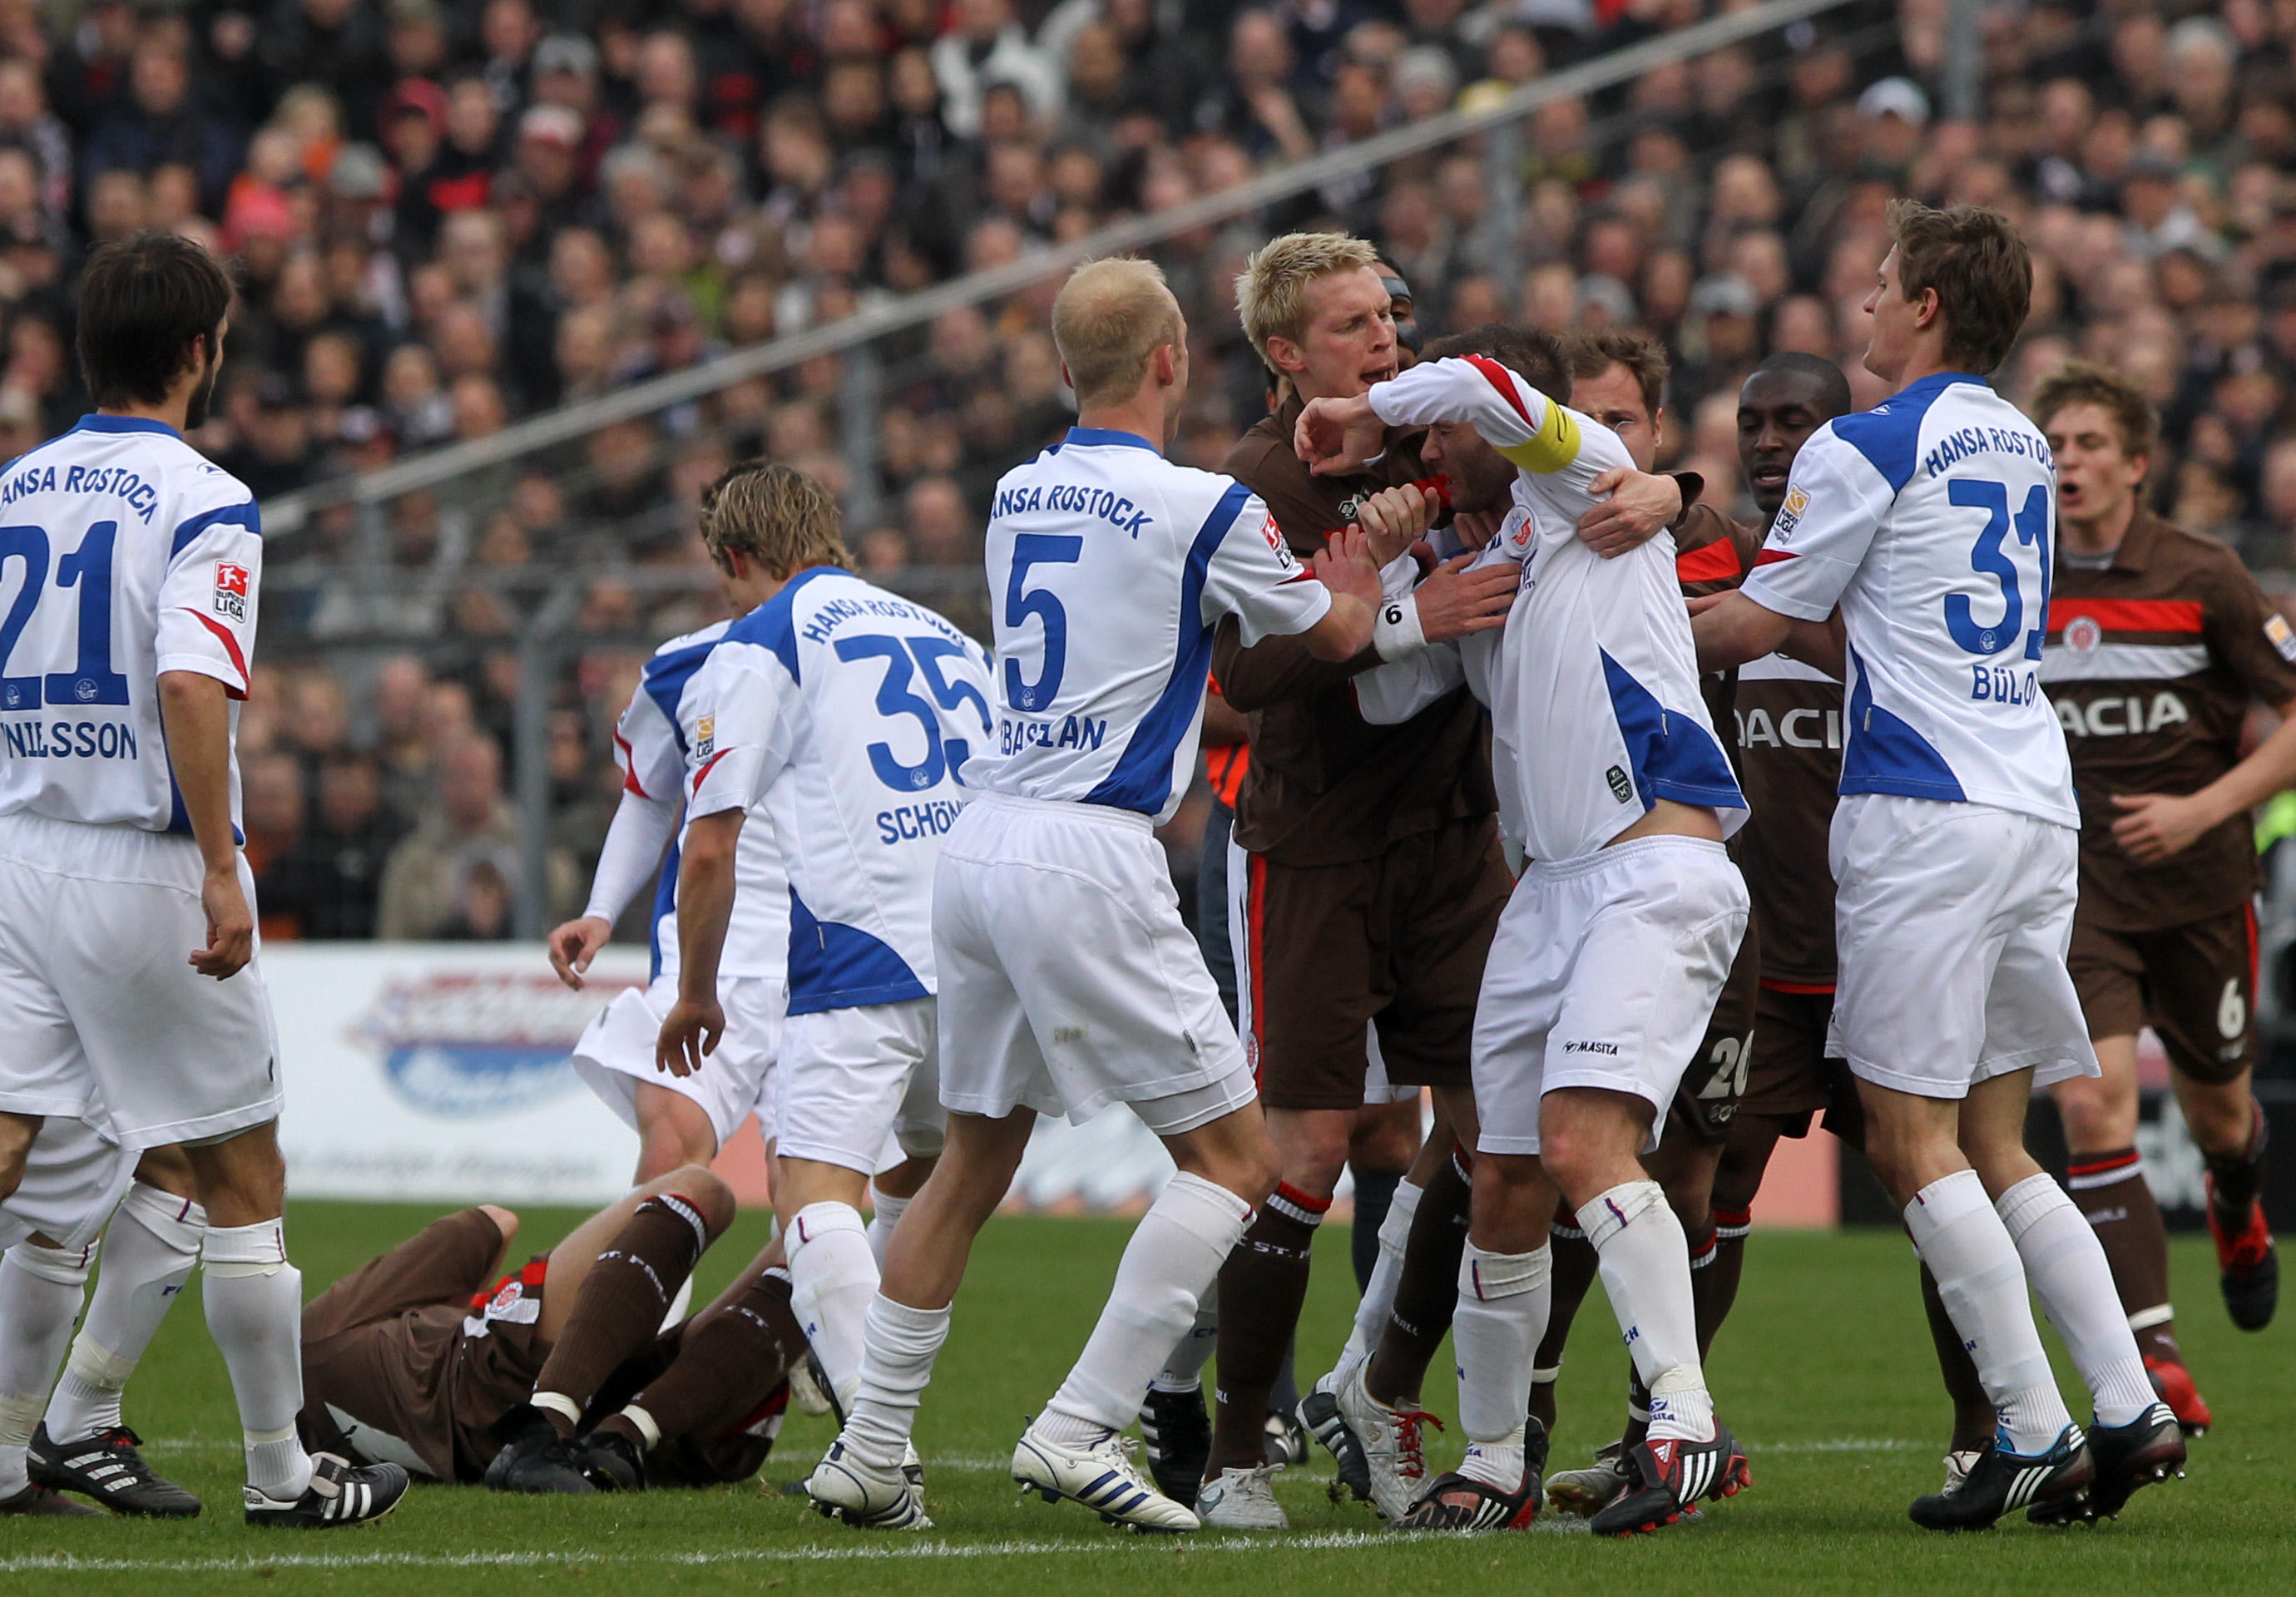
left=45, top=1183, right=205, bottom=1444
left=1337, top=1176, right=1423, bottom=1377
left=1452, top=1241, right=1551, bottom=1487
left=843, top=1296, right=953, bottom=1467
left=201, top=1220, right=314, bottom=1501
left=1152, top=1278, right=1218, bottom=1394
left=866, top=1186, right=910, bottom=1268
left=1578, top=1180, right=1713, bottom=1442
left=1038, top=1172, right=1251, bottom=1444
left=788, top=1202, right=880, bottom=1415
left=1997, top=1174, right=2156, bottom=1426
left=0, top=1240, right=93, bottom=1497
left=1904, top=1169, right=2070, bottom=1454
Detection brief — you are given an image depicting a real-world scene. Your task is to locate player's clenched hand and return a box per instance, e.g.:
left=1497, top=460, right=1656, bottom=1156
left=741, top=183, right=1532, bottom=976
left=191, top=864, right=254, bottom=980
left=1353, top=482, right=1437, bottom=566
left=2109, top=791, right=2216, bottom=864
left=1313, top=525, right=1384, bottom=610
left=547, top=915, right=613, bottom=991
left=656, top=995, right=724, bottom=1078
left=1295, top=393, right=1387, bottom=477
left=1576, top=468, right=1682, bottom=556
left=1414, top=555, right=1518, bottom=641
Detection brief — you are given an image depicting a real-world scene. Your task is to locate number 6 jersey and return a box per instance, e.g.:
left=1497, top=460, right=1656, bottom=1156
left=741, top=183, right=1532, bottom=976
left=1738, top=373, right=2078, bottom=828
left=0, top=416, right=260, bottom=833
left=685, top=567, right=993, bottom=1014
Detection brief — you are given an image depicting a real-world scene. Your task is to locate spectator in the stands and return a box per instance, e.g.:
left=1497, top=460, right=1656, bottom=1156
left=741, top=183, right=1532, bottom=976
left=378, top=730, right=573, bottom=940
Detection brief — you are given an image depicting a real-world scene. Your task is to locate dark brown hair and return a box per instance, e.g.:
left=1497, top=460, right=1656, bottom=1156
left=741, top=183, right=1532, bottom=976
left=1424, top=324, right=1569, bottom=405
left=2029, top=360, right=2159, bottom=465
left=76, top=231, right=232, bottom=408
left=1562, top=329, right=1670, bottom=421
left=1885, top=200, right=2031, bottom=375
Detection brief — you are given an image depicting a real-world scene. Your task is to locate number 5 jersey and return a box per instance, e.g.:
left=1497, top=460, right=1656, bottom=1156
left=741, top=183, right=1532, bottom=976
left=0, top=415, right=260, bottom=833
left=684, top=567, right=993, bottom=1014
left=1738, top=373, right=2078, bottom=828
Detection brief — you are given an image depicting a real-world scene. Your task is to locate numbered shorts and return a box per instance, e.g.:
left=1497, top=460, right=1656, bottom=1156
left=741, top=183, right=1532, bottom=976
left=1828, top=794, right=2097, bottom=1099
left=934, top=792, right=1257, bottom=1135
left=0, top=811, right=281, bottom=1149
left=0, top=1113, right=136, bottom=1253
left=1666, top=912, right=1762, bottom=1147
left=1739, top=984, right=1864, bottom=1143
left=777, top=996, right=945, bottom=1174
left=571, top=972, right=782, bottom=1148
left=2067, top=905, right=2258, bottom=1085
left=1472, top=837, right=1748, bottom=1158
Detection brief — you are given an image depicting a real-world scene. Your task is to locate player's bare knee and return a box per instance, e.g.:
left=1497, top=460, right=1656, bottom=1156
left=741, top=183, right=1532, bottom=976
left=133, top=1142, right=196, bottom=1197
left=1267, top=1110, right=1351, bottom=1198
left=656, top=1164, right=736, bottom=1237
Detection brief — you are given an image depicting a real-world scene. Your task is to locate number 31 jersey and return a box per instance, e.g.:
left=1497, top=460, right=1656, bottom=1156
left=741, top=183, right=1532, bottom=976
left=685, top=566, right=993, bottom=1015
left=1739, top=373, right=2077, bottom=829
left=0, top=417, right=260, bottom=833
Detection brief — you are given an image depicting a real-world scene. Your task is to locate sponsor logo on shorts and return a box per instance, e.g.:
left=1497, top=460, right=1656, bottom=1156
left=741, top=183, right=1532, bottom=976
left=213, top=561, right=249, bottom=621
left=1561, top=1039, right=1621, bottom=1056
left=1606, top=764, right=1633, bottom=803
left=357, top=971, right=643, bottom=1118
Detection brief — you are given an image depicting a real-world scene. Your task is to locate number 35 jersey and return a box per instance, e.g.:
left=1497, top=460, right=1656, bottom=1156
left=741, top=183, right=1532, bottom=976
left=1739, top=373, right=2077, bottom=829
left=0, top=416, right=260, bottom=833
left=685, top=567, right=993, bottom=1014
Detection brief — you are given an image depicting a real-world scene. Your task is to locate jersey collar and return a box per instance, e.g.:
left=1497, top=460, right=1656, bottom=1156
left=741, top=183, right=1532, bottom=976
left=74, top=413, right=184, bottom=438
left=1061, top=426, right=1161, bottom=454
left=2107, top=510, right=2167, bottom=575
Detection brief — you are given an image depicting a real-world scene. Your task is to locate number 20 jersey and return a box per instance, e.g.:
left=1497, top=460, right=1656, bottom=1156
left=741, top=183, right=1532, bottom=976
left=1739, top=373, right=2078, bottom=829
left=0, top=417, right=260, bottom=833
left=685, top=567, right=994, bottom=1014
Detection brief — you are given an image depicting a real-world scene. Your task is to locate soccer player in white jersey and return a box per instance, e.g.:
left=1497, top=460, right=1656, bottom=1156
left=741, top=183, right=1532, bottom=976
left=656, top=462, right=987, bottom=1491
left=548, top=622, right=792, bottom=1185
left=804, top=257, right=1380, bottom=1534
left=0, top=233, right=406, bottom=1527
left=1693, top=201, right=2184, bottom=1530
left=1313, top=324, right=1751, bottom=1536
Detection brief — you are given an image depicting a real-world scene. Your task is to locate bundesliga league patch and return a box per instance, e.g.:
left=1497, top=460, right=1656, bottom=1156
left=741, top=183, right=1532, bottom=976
left=695, top=714, right=715, bottom=759
left=1769, top=485, right=1809, bottom=542
left=2266, top=612, right=2296, bottom=663
left=212, top=561, right=250, bottom=621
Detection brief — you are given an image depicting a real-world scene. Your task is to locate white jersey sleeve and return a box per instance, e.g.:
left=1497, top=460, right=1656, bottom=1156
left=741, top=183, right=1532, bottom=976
left=152, top=502, right=260, bottom=699
left=683, top=642, right=800, bottom=823
left=1734, top=422, right=1895, bottom=622
left=1197, top=493, right=1333, bottom=646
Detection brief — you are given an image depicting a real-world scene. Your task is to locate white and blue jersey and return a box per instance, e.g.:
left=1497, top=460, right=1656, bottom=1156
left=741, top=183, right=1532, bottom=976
left=1739, top=373, right=2076, bottom=828
left=610, top=622, right=790, bottom=986
left=978, top=427, right=1331, bottom=823
left=685, top=568, right=993, bottom=1015
left=0, top=416, right=260, bottom=833
left=1357, top=358, right=1744, bottom=863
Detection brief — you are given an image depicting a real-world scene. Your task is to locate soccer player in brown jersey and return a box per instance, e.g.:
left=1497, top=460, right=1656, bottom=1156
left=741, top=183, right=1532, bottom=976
left=2033, top=363, right=2295, bottom=1430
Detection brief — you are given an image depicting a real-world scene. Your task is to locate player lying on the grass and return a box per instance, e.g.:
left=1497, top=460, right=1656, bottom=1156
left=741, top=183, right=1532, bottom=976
left=807, top=256, right=1381, bottom=1535
left=0, top=230, right=403, bottom=1530
left=297, top=1166, right=808, bottom=1492
left=1324, top=324, right=1752, bottom=1537
left=2031, top=361, right=2290, bottom=1437
left=1694, top=200, right=2184, bottom=1530
left=656, top=463, right=984, bottom=1467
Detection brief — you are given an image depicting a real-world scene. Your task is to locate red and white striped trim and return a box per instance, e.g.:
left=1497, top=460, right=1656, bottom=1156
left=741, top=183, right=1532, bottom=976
left=1266, top=1181, right=1330, bottom=1229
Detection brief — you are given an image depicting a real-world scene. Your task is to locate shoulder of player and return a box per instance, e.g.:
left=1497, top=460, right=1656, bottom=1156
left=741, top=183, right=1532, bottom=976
left=2135, top=513, right=2253, bottom=587
left=647, top=617, right=733, bottom=662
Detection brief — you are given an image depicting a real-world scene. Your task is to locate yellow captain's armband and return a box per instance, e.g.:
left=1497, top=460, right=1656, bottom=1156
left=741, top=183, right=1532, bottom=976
left=1497, top=401, right=1580, bottom=475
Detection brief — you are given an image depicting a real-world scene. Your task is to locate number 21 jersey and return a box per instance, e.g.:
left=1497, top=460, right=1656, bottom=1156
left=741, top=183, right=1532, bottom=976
left=0, top=416, right=260, bottom=833
left=1739, top=373, right=2077, bottom=828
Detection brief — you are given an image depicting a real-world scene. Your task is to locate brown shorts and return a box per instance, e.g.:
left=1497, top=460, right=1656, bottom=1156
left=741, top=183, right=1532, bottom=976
left=2069, top=906, right=2259, bottom=1085
left=1666, top=913, right=1762, bottom=1147
left=1237, top=816, right=1506, bottom=1111
left=1739, top=982, right=1864, bottom=1145
left=298, top=1208, right=552, bottom=1483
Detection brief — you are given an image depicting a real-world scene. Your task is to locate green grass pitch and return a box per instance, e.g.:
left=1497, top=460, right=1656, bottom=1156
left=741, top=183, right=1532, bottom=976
left=4, top=1204, right=2293, bottom=1596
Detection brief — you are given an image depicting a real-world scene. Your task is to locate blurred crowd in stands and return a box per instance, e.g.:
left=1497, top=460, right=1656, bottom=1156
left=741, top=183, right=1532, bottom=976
left=5, top=0, right=2296, bottom=937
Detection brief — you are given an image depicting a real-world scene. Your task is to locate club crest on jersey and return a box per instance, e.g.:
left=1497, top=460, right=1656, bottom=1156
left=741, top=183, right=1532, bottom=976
left=2063, top=614, right=2103, bottom=654
left=2267, top=613, right=2296, bottom=663
left=212, top=561, right=250, bottom=621
left=1503, top=507, right=1534, bottom=557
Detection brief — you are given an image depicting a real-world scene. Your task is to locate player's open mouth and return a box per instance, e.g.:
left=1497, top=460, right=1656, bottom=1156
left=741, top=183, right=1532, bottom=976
left=1363, top=363, right=1398, bottom=386
left=1750, top=465, right=1789, bottom=487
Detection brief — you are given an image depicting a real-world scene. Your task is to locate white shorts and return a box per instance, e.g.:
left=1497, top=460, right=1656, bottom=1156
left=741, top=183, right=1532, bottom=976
left=1829, top=794, right=2098, bottom=1100
left=776, top=996, right=944, bottom=1174
left=1472, top=836, right=1747, bottom=1157
left=0, top=1114, right=136, bottom=1253
left=935, top=793, right=1258, bottom=1135
left=0, top=812, right=282, bottom=1149
left=570, top=972, right=782, bottom=1148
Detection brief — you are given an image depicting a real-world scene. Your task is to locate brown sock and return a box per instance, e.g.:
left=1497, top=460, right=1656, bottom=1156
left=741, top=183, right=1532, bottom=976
left=1527, top=1209, right=1599, bottom=1433
left=1920, top=1260, right=1995, bottom=1453
left=1701, top=1207, right=1752, bottom=1357
left=1207, top=1182, right=1325, bottom=1473
left=2067, top=1147, right=2178, bottom=1363
left=609, top=1266, right=805, bottom=1449
left=2205, top=1098, right=2269, bottom=1219
left=532, top=1194, right=713, bottom=1434
left=1366, top=1146, right=1471, bottom=1407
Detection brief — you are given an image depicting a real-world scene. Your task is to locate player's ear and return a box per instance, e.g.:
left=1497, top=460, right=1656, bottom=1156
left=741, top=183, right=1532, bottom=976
left=1264, top=334, right=1308, bottom=378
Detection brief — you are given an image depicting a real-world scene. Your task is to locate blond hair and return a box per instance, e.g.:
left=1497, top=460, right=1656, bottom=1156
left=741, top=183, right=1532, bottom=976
left=700, top=460, right=851, bottom=577
left=1050, top=257, right=1182, bottom=408
left=1235, top=232, right=1382, bottom=375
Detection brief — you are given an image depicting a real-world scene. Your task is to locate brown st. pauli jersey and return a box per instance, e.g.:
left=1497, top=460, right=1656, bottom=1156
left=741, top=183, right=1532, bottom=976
left=1731, top=653, right=1842, bottom=986
left=2039, top=511, right=2296, bottom=932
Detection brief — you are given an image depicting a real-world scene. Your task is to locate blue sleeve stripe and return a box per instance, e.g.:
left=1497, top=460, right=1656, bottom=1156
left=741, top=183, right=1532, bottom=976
left=1084, top=481, right=1252, bottom=813
left=168, top=500, right=260, bottom=561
